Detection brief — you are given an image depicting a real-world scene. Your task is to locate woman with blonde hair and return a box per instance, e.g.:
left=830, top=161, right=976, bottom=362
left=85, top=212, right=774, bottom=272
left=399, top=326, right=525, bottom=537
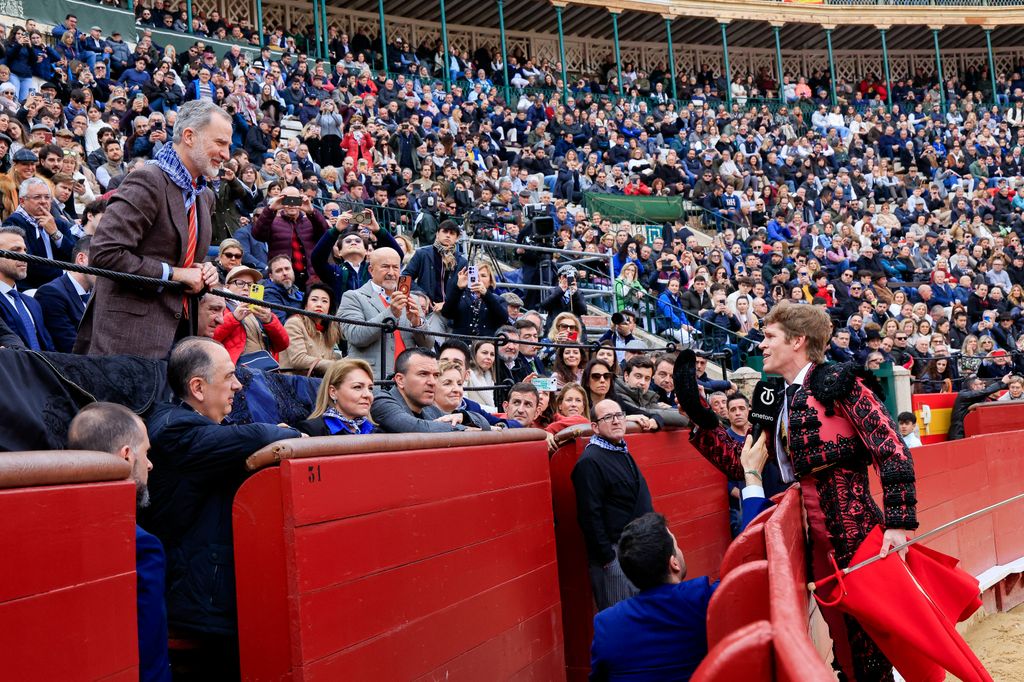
left=296, top=358, right=376, bottom=436
left=544, top=382, right=591, bottom=434
left=465, top=340, right=498, bottom=412
left=434, top=360, right=492, bottom=429
left=279, top=283, right=343, bottom=376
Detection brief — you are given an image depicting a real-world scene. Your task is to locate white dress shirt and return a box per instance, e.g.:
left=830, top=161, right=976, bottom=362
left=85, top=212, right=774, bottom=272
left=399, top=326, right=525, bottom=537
left=775, top=362, right=814, bottom=484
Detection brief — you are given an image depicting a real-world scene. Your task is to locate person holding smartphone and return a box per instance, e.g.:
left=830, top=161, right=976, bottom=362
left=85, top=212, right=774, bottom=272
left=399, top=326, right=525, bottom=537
left=251, top=186, right=329, bottom=291
left=540, top=264, right=587, bottom=335
left=310, top=205, right=405, bottom=303
left=441, top=262, right=509, bottom=337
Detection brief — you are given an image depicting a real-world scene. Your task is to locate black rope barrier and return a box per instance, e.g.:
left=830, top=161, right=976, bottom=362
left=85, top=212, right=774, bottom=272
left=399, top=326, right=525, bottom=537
left=0, top=249, right=683, bottom=354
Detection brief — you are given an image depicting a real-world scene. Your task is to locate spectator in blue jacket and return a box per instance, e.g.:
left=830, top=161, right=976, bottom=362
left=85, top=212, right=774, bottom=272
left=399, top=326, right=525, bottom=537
left=657, top=276, right=697, bottom=344
left=590, top=433, right=770, bottom=682
left=142, top=337, right=301, bottom=672
left=68, top=402, right=172, bottom=682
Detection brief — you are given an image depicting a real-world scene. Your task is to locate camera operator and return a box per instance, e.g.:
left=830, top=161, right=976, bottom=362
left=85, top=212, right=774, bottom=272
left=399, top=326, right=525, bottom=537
left=516, top=204, right=561, bottom=306
left=541, top=265, right=587, bottom=333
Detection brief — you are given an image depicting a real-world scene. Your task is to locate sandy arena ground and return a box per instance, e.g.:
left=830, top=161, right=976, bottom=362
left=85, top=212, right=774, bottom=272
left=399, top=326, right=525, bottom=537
left=958, top=605, right=1024, bottom=681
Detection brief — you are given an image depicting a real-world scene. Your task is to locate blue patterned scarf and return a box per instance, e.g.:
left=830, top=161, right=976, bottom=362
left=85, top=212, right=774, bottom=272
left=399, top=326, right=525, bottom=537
left=322, top=406, right=374, bottom=435
left=153, top=143, right=207, bottom=199
left=589, top=434, right=629, bottom=453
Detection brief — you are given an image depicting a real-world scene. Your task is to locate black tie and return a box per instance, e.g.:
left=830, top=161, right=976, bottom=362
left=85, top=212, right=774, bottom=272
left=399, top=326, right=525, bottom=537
left=785, top=383, right=800, bottom=408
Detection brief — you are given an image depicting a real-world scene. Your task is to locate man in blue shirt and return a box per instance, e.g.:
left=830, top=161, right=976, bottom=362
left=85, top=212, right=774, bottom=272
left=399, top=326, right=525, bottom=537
left=67, top=402, right=172, bottom=682
left=590, top=434, right=771, bottom=681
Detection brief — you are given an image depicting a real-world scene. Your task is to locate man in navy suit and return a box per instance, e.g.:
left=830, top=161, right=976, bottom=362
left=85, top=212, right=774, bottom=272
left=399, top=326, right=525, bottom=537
left=68, top=402, right=172, bottom=682
left=35, top=236, right=93, bottom=353
left=2, top=176, right=77, bottom=290
left=589, top=434, right=771, bottom=682
left=0, top=225, right=55, bottom=351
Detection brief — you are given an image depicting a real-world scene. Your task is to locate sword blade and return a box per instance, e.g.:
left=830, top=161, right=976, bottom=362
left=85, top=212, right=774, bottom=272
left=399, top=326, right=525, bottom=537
left=840, top=491, right=1024, bottom=577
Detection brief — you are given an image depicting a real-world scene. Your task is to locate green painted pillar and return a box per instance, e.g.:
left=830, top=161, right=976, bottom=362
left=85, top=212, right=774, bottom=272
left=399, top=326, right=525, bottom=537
left=984, top=28, right=998, bottom=108
left=186, top=0, right=193, bottom=33
left=440, top=0, right=451, bottom=89
left=321, top=0, right=330, bottom=61
left=556, top=5, right=569, bottom=103
left=720, top=22, right=731, bottom=110
left=825, top=27, right=837, bottom=107
left=255, top=0, right=264, bottom=48
left=127, top=0, right=133, bottom=12
left=311, top=0, right=321, bottom=61
left=933, top=28, right=946, bottom=111
left=497, top=0, right=510, bottom=103
left=773, top=25, right=784, bottom=104
left=611, top=11, right=623, bottom=98
left=880, top=28, right=892, bottom=112
left=378, top=0, right=388, bottom=73
left=665, top=17, right=678, bottom=100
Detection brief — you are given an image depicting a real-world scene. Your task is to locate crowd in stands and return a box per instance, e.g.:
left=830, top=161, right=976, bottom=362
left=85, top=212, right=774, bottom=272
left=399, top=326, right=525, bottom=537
left=5, top=5, right=1024, bottom=678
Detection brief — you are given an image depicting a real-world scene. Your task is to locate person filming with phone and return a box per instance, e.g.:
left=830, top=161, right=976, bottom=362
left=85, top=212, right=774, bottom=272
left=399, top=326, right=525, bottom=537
left=541, top=264, right=587, bottom=333
left=311, top=206, right=405, bottom=302
left=339, top=247, right=432, bottom=380
left=441, top=262, right=509, bottom=337
left=251, top=185, right=329, bottom=291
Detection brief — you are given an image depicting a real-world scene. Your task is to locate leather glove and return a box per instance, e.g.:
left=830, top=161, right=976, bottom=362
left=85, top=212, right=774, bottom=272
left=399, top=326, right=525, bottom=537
left=673, top=350, right=720, bottom=430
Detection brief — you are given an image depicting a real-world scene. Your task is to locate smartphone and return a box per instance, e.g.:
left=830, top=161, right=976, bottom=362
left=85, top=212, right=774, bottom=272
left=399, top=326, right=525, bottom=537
left=397, top=275, right=412, bottom=297
left=248, top=283, right=265, bottom=310
left=467, top=265, right=479, bottom=287
left=567, top=330, right=579, bottom=342
left=330, top=208, right=340, bottom=218
left=531, top=377, right=558, bottom=392
left=281, top=195, right=303, bottom=207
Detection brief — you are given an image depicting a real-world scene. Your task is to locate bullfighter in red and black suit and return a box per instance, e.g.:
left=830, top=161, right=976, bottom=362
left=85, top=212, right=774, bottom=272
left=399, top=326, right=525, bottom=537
left=676, top=301, right=917, bottom=682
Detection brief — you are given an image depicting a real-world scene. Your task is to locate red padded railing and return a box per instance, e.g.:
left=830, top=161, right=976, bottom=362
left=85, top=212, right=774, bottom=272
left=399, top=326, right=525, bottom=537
left=233, top=432, right=565, bottom=681
left=0, top=451, right=137, bottom=680
left=549, top=428, right=732, bottom=681
left=963, top=401, right=1024, bottom=439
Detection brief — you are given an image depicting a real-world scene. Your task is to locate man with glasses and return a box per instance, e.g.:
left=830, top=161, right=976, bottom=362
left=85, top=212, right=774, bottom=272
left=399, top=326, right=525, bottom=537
left=571, top=398, right=653, bottom=610
left=3, top=177, right=77, bottom=289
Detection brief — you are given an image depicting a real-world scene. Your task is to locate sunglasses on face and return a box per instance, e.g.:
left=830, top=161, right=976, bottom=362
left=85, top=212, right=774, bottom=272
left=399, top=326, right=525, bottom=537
left=590, top=372, right=613, bottom=381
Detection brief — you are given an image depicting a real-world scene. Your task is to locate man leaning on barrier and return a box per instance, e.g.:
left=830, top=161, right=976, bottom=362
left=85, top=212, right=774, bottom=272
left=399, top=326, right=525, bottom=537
left=75, top=100, right=225, bottom=359
left=142, top=337, right=301, bottom=675
left=371, top=347, right=475, bottom=434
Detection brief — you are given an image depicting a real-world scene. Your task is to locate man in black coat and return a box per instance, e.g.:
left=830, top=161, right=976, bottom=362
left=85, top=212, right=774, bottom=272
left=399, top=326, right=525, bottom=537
left=947, top=374, right=1010, bottom=440
left=540, top=265, right=587, bottom=335
left=402, top=220, right=466, bottom=306
left=142, top=337, right=300, bottom=671
left=571, top=398, right=653, bottom=611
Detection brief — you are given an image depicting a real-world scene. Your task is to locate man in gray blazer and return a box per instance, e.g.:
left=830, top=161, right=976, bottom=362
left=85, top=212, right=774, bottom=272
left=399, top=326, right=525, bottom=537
left=370, top=347, right=466, bottom=433
left=75, top=100, right=227, bottom=358
left=338, top=247, right=430, bottom=380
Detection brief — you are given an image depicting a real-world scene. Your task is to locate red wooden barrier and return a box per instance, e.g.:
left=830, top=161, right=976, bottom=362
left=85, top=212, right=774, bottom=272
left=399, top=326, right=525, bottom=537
left=0, top=452, right=137, bottom=681
left=233, top=432, right=564, bottom=682
left=549, top=428, right=731, bottom=682
left=963, top=401, right=1024, bottom=439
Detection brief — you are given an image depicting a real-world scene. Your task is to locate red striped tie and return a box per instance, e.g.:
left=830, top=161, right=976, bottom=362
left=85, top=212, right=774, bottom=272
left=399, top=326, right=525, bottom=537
left=182, top=187, right=198, bottom=317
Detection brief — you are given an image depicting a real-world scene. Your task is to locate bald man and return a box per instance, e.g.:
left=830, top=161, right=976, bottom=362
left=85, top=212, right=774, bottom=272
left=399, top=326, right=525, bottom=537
left=338, top=247, right=432, bottom=379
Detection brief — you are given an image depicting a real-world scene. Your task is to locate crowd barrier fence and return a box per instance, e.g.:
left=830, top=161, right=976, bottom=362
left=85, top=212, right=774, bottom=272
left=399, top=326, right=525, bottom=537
left=964, top=401, right=1024, bottom=439
left=0, top=451, right=138, bottom=681
left=6, top=421, right=1024, bottom=679
left=233, top=430, right=566, bottom=681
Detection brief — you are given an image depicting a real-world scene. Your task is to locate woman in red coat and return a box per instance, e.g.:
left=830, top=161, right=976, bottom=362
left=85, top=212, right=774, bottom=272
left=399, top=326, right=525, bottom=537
left=340, top=119, right=374, bottom=164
